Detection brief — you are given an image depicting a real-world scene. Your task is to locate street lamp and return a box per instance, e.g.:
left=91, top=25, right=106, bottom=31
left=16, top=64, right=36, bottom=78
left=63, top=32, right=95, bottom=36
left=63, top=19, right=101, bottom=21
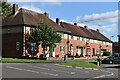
left=118, top=35, right=120, bottom=53
left=110, top=36, right=114, bottom=41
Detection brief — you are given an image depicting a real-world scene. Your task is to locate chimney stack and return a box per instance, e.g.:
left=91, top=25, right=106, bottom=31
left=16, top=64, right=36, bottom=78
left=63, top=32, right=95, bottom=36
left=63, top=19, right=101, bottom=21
left=56, top=18, right=60, bottom=25
left=44, top=12, right=49, bottom=17
left=96, top=29, right=99, bottom=32
left=13, top=4, right=18, bottom=15
left=74, top=23, right=77, bottom=26
left=84, top=25, right=87, bottom=28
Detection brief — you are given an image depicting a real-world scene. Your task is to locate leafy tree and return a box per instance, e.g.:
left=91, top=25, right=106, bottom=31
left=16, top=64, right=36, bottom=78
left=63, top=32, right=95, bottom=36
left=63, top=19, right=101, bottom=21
left=0, top=1, right=12, bottom=19
left=29, top=20, right=62, bottom=58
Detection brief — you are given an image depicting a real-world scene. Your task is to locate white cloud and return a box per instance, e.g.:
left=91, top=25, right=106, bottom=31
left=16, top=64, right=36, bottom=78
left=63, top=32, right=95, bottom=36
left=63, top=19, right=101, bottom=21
left=8, top=0, right=62, bottom=6
left=75, top=10, right=118, bottom=24
left=21, top=5, right=45, bottom=13
left=8, top=0, right=119, bottom=2
left=40, top=0, right=62, bottom=6
left=99, top=24, right=118, bottom=34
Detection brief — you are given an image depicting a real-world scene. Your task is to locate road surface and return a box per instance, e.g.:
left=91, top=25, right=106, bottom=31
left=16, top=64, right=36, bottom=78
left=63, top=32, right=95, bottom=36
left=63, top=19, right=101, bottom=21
left=2, top=63, right=120, bottom=80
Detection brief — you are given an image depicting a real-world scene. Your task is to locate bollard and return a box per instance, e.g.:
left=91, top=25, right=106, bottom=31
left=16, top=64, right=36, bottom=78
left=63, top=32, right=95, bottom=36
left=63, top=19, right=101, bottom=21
left=97, top=59, right=101, bottom=66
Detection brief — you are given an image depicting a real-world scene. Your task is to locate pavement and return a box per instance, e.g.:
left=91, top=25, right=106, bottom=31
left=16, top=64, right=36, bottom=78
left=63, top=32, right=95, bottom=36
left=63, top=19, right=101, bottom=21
left=2, top=63, right=120, bottom=80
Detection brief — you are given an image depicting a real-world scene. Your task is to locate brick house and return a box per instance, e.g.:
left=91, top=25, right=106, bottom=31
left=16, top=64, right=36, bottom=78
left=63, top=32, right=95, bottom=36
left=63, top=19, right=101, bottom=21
left=2, top=4, right=112, bottom=58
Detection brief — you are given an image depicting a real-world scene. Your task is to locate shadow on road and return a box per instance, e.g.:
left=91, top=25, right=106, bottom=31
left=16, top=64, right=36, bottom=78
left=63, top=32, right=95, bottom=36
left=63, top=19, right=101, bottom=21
left=104, top=66, right=120, bottom=69
left=101, top=64, right=120, bottom=69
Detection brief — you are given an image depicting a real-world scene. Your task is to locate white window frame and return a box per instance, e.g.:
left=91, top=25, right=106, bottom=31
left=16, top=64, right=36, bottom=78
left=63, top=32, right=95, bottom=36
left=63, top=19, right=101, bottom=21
left=60, top=46, right=64, bottom=53
left=16, top=42, right=20, bottom=50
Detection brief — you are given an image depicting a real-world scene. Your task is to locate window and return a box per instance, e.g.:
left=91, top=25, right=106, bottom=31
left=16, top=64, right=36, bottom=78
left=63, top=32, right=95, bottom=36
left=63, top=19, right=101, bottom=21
left=60, top=46, right=64, bottom=53
left=96, top=49, right=100, bottom=54
left=8, top=29, right=11, bottom=33
left=30, top=27, right=35, bottom=33
left=87, top=39, right=90, bottom=42
left=71, top=35, right=74, bottom=39
left=16, top=42, right=20, bottom=50
left=30, top=43, right=37, bottom=51
left=77, top=37, right=80, bottom=40
left=61, top=33, right=64, bottom=38
left=82, top=37, right=85, bottom=41
left=70, top=45, right=74, bottom=52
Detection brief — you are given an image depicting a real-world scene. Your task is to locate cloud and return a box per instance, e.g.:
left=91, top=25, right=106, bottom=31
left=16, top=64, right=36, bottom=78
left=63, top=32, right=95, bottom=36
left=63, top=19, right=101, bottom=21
left=40, top=0, right=62, bottom=6
left=8, top=0, right=62, bottom=6
left=75, top=10, right=118, bottom=24
left=21, top=5, right=45, bottom=13
left=99, top=24, right=118, bottom=34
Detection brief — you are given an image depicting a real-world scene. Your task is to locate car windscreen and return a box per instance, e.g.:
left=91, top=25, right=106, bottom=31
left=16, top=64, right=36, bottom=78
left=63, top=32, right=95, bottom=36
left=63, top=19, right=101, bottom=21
left=110, top=53, right=119, bottom=57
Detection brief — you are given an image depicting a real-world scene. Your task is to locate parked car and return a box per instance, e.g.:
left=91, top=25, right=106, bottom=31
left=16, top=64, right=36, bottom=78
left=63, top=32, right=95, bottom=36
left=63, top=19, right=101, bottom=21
left=102, top=53, right=120, bottom=64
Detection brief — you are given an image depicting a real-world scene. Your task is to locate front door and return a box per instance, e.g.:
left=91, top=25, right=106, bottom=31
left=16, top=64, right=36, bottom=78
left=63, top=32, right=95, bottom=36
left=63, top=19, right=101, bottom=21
left=93, top=48, right=95, bottom=56
left=52, top=45, right=56, bottom=57
left=77, top=47, right=81, bottom=56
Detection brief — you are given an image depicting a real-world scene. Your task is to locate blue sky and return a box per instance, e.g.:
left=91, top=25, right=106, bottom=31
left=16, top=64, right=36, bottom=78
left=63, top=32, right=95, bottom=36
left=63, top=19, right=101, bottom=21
left=9, top=2, right=119, bottom=42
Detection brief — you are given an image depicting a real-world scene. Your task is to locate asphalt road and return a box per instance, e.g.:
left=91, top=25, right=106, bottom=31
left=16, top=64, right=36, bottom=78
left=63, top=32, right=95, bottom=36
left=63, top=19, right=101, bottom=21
left=2, top=63, right=120, bottom=80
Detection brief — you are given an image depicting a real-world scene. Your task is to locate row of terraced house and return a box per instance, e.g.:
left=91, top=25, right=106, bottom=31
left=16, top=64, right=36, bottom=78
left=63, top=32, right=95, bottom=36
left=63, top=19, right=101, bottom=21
left=2, top=4, right=112, bottom=58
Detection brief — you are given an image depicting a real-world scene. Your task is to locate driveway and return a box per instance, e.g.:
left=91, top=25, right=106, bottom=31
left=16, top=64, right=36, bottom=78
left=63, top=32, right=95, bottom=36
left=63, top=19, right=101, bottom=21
left=2, top=63, right=119, bottom=80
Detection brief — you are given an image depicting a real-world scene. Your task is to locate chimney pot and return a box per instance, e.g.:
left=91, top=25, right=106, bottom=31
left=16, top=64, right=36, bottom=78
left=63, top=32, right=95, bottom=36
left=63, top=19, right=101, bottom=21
left=96, top=29, right=99, bottom=32
left=56, top=18, right=60, bottom=25
left=84, top=25, right=87, bottom=28
left=74, top=23, right=77, bottom=26
left=44, top=12, right=49, bottom=17
left=13, top=4, right=18, bottom=15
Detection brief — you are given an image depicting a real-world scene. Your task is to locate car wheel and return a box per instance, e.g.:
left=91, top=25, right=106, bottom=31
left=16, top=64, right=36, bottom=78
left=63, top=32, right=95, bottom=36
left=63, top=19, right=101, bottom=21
left=109, top=61, right=113, bottom=64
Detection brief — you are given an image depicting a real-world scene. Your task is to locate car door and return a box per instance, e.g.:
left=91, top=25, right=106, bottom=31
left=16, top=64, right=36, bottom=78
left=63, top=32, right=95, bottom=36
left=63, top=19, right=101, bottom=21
left=118, top=54, right=120, bottom=64
left=113, top=54, right=119, bottom=63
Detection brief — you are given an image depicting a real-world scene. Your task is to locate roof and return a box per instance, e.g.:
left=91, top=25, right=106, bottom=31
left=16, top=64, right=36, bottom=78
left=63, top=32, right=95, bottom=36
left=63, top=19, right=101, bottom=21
left=2, top=8, right=70, bottom=33
left=61, top=22, right=111, bottom=42
left=2, top=8, right=111, bottom=42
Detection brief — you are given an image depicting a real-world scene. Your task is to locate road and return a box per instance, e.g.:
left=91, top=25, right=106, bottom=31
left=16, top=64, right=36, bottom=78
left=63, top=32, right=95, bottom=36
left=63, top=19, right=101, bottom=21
left=2, top=63, right=120, bottom=80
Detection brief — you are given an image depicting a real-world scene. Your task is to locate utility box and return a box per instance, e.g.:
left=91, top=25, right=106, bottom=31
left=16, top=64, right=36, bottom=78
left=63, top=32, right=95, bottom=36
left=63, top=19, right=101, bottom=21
left=97, top=59, right=101, bottom=66
left=64, top=55, right=68, bottom=61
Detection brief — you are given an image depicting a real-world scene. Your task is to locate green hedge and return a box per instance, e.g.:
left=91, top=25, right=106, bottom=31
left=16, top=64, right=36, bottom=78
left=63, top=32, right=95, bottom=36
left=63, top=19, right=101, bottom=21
left=102, top=51, right=111, bottom=56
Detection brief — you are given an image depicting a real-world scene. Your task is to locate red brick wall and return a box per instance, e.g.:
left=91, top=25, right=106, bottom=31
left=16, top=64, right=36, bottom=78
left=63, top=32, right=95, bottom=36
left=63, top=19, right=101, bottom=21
left=36, top=38, right=112, bottom=58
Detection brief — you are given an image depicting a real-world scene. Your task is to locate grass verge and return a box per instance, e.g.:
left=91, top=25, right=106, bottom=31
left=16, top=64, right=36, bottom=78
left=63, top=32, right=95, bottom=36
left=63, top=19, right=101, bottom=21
left=2, top=58, right=66, bottom=63
left=61, top=58, right=104, bottom=69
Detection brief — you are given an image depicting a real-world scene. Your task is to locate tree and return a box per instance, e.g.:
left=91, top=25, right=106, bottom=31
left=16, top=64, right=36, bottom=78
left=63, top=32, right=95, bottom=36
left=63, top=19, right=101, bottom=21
left=29, top=20, right=62, bottom=58
left=1, top=1, right=12, bottom=19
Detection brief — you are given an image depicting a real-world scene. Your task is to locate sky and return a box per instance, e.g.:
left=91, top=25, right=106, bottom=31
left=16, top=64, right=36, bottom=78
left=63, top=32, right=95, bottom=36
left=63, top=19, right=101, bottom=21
left=9, top=1, right=119, bottom=42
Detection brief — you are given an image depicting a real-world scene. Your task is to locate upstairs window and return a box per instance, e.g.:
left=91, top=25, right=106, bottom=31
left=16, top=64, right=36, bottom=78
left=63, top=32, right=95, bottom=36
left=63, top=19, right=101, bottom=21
left=71, top=35, right=74, bottom=39
left=77, top=37, right=80, bottom=40
left=82, top=37, right=85, bottom=41
left=30, top=27, right=35, bottom=33
left=61, top=33, right=64, bottom=38
left=87, top=39, right=90, bottom=42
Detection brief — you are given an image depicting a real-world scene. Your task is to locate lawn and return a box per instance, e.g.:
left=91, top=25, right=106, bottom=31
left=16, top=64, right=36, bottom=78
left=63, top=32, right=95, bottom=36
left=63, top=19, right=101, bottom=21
left=61, top=58, right=104, bottom=69
left=2, top=57, right=104, bottom=69
left=2, top=58, right=66, bottom=63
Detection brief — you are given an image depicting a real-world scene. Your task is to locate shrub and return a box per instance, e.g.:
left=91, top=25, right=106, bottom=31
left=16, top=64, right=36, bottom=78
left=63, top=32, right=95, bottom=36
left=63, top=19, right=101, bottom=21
left=96, top=54, right=101, bottom=56
left=55, top=55, right=59, bottom=57
left=102, top=51, right=111, bottom=56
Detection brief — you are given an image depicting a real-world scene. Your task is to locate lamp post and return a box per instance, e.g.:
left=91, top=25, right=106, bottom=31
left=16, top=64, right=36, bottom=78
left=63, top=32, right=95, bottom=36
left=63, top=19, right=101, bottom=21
left=118, top=35, right=120, bottom=53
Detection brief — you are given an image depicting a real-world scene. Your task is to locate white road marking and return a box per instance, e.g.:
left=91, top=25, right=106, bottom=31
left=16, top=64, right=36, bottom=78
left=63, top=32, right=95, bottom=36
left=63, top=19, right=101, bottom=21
left=27, top=65, right=76, bottom=74
left=92, top=70, right=114, bottom=79
left=6, top=66, right=58, bottom=76
left=85, top=71, right=89, bottom=73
